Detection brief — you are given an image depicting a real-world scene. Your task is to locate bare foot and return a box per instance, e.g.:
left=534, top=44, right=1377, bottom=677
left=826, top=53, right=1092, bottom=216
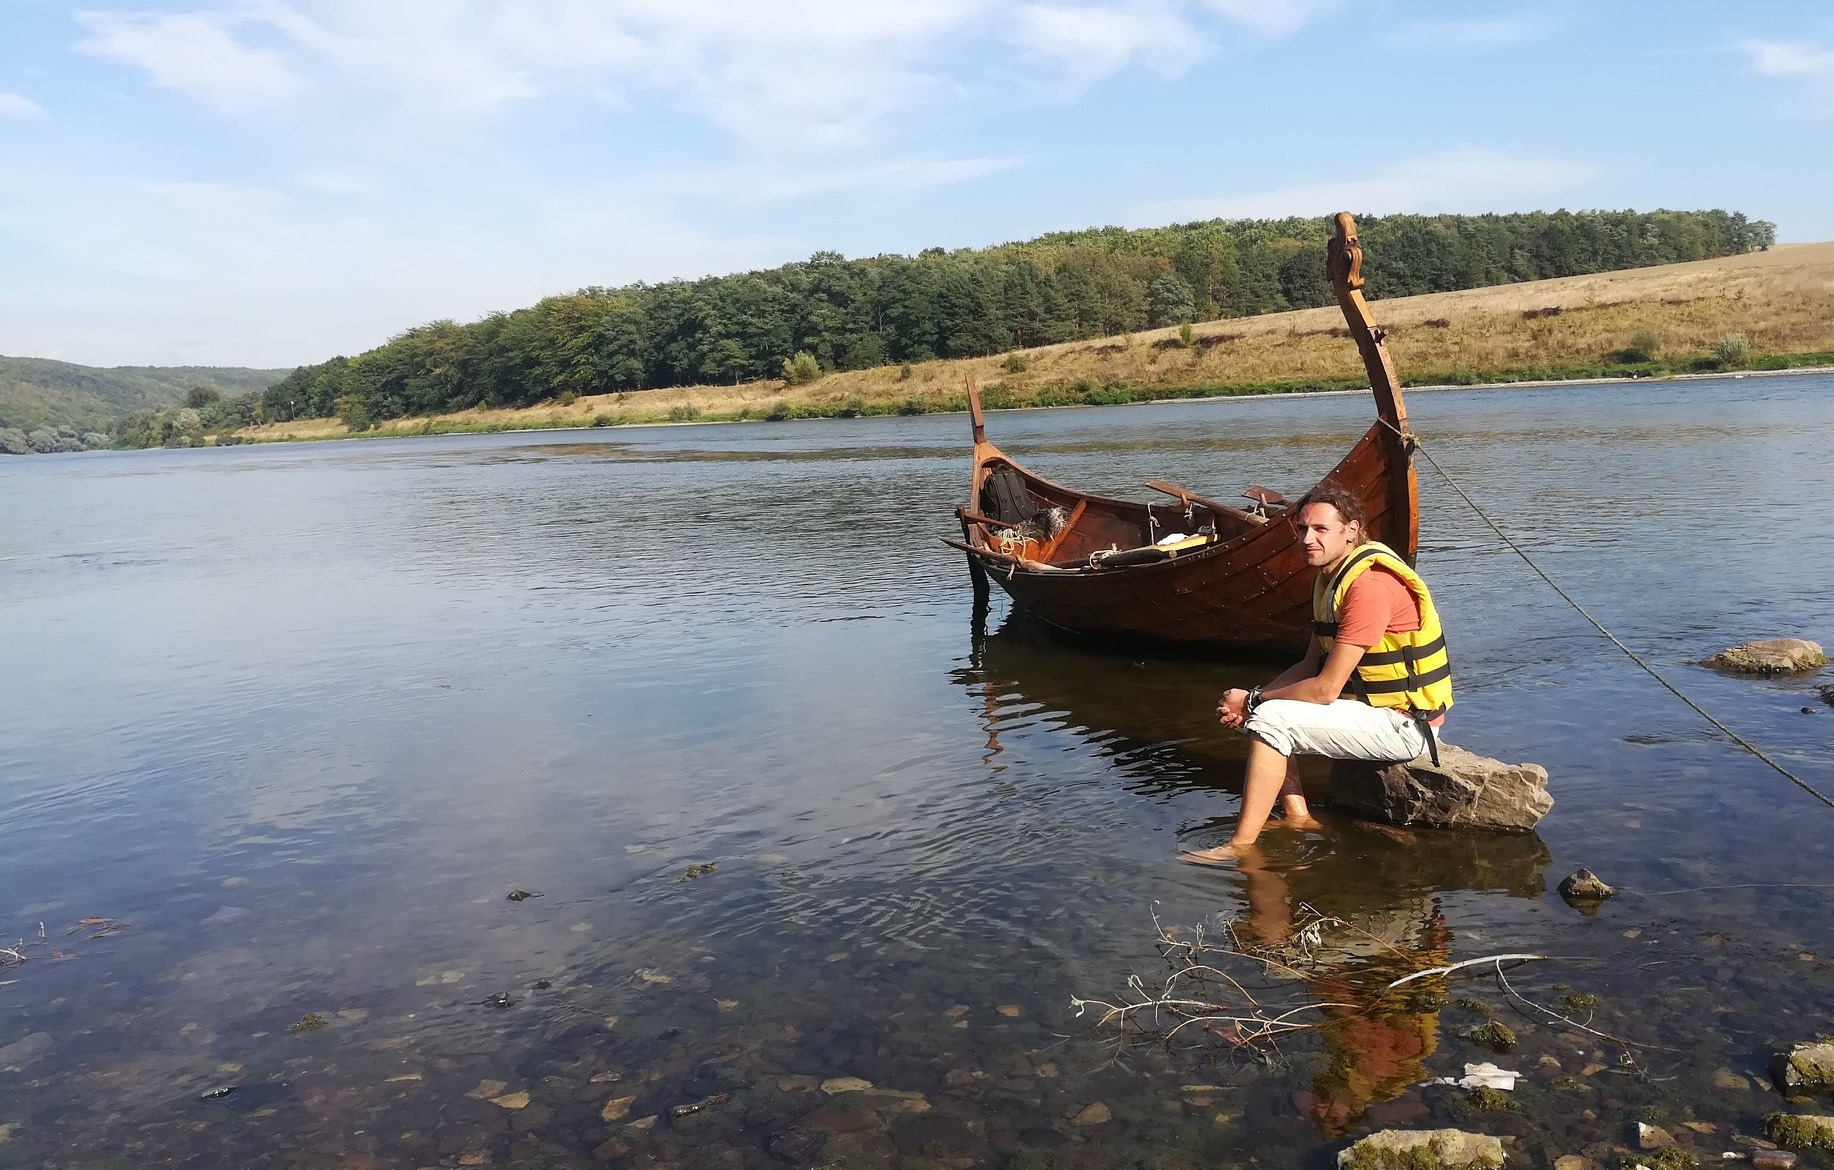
left=1269, top=814, right=1323, bottom=832
left=1178, top=843, right=1247, bottom=868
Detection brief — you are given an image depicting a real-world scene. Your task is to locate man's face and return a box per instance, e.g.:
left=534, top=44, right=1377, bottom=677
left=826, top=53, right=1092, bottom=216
left=1297, top=502, right=1360, bottom=570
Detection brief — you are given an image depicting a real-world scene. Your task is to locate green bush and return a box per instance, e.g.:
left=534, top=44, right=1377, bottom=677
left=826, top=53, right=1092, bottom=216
left=1081, top=378, right=1136, bottom=406
left=782, top=351, right=821, bottom=386
left=334, top=395, right=373, bottom=432
left=1179, top=322, right=1195, bottom=348
left=591, top=413, right=612, bottom=427
left=1714, top=334, right=1751, bottom=367
left=667, top=404, right=701, bottom=422
left=897, top=364, right=913, bottom=381
left=1619, top=329, right=1661, bottom=363
left=1001, top=353, right=1029, bottom=374
left=896, top=400, right=927, bottom=416
left=556, top=389, right=578, bottom=406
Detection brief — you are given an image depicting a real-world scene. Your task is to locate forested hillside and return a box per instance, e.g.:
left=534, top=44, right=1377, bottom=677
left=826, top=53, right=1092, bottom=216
left=254, top=208, right=1772, bottom=431
left=0, top=356, right=286, bottom=452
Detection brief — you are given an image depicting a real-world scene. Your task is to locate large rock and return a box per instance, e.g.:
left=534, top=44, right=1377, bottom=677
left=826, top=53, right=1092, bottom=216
left=1330, top=745, right=1552, bottom=832
left=1338, top=1129, right=1505, bottom=1170
left=1774, top=1040, right=1834, bottom=1092
left=1706, top=639, right=1827, bottom=675
left=1818, top=684, right=1834, bottom=707
left=1762, top=1114, right=1834, bottom=1152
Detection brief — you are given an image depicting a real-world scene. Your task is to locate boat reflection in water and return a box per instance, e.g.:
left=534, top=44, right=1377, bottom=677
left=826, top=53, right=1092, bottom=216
left=957, top=611, right=1550, bottom=1135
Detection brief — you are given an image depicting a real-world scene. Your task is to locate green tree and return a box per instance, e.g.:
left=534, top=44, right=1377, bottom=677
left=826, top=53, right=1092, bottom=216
left=1147, top=272, right=1197, bottom=327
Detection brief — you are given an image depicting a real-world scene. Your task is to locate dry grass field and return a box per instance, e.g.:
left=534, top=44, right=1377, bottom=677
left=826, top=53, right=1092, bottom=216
left=239, top=242, right=1834, bottom=443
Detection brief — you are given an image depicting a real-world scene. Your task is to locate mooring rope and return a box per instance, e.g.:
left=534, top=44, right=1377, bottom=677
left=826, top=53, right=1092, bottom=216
left=1390, top=423, right=1834, bottom=812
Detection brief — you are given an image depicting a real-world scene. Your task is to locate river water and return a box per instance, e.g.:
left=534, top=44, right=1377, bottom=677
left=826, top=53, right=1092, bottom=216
left=3, top=374, right=1832, bottom=1170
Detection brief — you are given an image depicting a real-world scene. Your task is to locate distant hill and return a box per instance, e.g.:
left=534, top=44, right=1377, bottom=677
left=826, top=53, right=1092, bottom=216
left=0, top=356, right=291, bottom=433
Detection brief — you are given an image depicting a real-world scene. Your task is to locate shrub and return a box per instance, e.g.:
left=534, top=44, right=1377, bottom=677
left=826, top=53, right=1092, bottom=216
left=591, top=413, right=612, bottom=427
left=1084, top=379, right=1137, bottom=406
left=334, top=396, right=373, bottom=432
left=782, top=351, right=821, bottom=386
left=897, top=363, right=914, bottom=381
left=1179, top=322, right=1195, bottom=348
left=556, top=389, right=578, bottom=406
left=667, top=404, right=701, bottom=422
left=1001, top=353, right=1028, bottom=374
left=1619, top=329, right=1661, bottom=363
left=1714, top=334, right=1751, bottom=367
left=896, top=400, right=926, bottom=416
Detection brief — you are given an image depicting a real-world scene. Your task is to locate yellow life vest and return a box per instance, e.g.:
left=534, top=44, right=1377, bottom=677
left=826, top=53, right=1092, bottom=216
left=1311, top=542, right=1453, bottom=718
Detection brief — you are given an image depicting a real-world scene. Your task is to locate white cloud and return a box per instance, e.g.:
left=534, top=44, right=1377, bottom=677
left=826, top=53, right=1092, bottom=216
left=0, top=92, right=46, bottom=118
left=65, top=0, right=1345, bottom=149
left=182, top=0, right=995, bottom=146
left=1742, top=39, right=1834, bottom=90
left=0, top=166, right=796, bottom=366
left=1738, top=39, right=1834, bottom=116
left=1200, top=0, right=1342, bottom=39
left=76, top=11, right=302, bottom=112
left=1008, top=3, right=1205, bottom=86
left=1136, top=147, right=1601, bottom=223
left=1385, top=16, right=1547, bottom=51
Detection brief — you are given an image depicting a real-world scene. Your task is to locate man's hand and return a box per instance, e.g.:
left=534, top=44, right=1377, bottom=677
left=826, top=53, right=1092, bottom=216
left=1217, top=688, right=1251, bottom=730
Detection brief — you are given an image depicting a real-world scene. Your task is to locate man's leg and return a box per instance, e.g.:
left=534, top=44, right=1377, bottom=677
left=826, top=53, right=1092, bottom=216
left=1180, top=737, right=1292, bottom=866
left=1182, top=700, right=1417, bottom=866
left=1274, top=759, right=1322, bottom=831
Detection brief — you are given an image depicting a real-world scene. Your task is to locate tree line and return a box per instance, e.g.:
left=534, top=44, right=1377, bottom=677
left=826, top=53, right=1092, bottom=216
left=119, top=208, right=1774, bottom=441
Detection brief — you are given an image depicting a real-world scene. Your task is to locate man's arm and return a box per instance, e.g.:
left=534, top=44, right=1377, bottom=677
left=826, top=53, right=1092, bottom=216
left=1219, top=636, right=1329, bottom=727
left=1265, top=639, right=1365, bottom=704
left=1220, top=639, right=1366, bottom=726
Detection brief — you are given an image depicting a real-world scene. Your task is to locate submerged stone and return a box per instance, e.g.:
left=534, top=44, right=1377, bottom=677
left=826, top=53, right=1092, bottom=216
left=765, top=1127, right=827, bottom=1163
left=1774, top=1040, right=1834, bottom=1092
left=1750, top=1150, right=1798, bottom=1170
left=0, top=1032, right=52, bottom=1070
left=1329, top=745, right=1552, bottom=832
left=1337, top=1128, right=1506, bottom=1170
left=1637, top=1122, right=1677, bottom=1150
left=1706, top=639, right=1828, bottom=675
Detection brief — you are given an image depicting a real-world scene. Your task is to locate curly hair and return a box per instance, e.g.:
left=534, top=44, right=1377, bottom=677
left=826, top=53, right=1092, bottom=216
left=1291, top=482, right=1368, bottom=542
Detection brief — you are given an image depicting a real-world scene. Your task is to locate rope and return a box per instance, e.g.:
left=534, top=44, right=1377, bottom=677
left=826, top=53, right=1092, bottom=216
left=1390, top=422, right=1834, bottom=812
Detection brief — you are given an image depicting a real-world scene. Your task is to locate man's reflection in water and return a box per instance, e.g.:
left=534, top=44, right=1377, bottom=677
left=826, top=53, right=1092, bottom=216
left=1234, top=850, right=1451, bottom=1138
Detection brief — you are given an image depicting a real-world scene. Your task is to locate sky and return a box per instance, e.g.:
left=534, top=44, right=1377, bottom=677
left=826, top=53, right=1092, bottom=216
left=2, top=0, right=1832, bottom=369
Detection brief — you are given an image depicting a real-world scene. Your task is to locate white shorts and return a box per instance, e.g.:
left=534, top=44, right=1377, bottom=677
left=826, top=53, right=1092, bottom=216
left=1245, top=698, right=1435, bottom=763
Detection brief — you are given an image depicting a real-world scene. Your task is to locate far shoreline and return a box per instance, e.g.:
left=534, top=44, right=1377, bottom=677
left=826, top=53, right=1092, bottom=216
left=198, top=361, right=1834, bottom=448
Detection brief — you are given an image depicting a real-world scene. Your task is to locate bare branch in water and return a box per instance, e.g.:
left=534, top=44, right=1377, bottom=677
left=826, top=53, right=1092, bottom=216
left=1387, top=953, right=1546, bottom=988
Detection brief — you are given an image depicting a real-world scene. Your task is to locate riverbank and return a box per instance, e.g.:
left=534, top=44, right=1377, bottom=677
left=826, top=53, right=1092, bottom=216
left=235, top=241, right=1834, bottom=443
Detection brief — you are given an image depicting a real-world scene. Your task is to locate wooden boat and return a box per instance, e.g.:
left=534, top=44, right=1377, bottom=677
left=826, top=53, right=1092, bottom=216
left=944, top=212, right=1418, bottom=651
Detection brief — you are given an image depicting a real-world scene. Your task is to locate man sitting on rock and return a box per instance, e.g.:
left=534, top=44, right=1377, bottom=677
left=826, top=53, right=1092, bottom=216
left=1180, top=483, right=1453, bottom=867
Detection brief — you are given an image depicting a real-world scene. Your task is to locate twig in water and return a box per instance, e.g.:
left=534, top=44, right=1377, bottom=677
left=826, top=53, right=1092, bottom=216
left=1387, top=953, right=1546, bottom=988
left=1493, top=962, right=1681, bottom=1054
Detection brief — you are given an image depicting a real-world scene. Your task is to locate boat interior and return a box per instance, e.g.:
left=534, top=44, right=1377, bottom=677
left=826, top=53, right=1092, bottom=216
left=967, top=457, right=1292, bottom=572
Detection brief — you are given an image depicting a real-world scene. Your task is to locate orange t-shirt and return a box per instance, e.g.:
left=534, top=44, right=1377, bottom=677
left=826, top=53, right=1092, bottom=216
left=1333, top=567, right=1420, bottom=648
left=1333, top=567, right=1444, bottom=724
